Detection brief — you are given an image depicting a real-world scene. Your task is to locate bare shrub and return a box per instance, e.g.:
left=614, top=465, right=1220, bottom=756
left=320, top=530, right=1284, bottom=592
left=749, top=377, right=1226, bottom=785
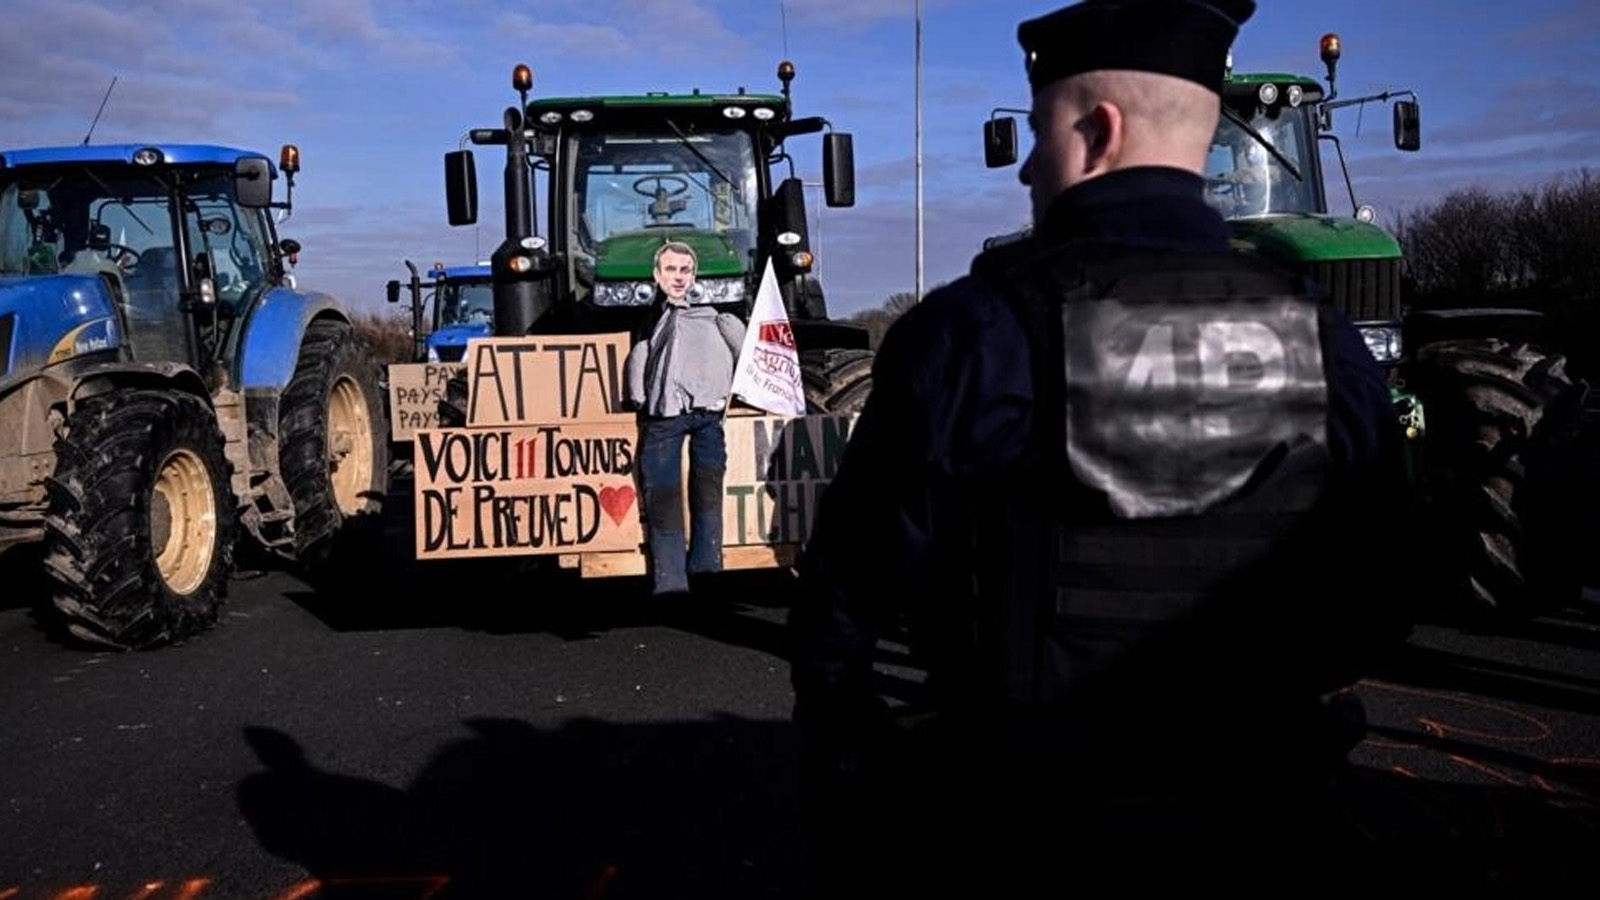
left=352, top=311, right=415, bottom=365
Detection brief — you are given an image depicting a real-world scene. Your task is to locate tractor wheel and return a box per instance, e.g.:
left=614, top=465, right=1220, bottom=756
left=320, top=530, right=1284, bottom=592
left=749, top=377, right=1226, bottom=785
left=280, top=319, right=390, bottom=576
left=43, top=390, right=235, bottom=650
left=1408, top=338, right=1587, bottom=623
left=801, top=348, right=875, bottom=414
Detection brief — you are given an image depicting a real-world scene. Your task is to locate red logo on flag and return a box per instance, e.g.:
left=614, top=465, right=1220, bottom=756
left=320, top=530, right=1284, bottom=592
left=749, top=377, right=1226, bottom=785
left=758, top=321, right=795, bottom=349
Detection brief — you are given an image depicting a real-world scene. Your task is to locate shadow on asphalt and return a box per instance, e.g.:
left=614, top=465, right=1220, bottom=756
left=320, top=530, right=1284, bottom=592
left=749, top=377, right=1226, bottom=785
left=237, top=716, right=805, bottom=900
left=231, top=713, right=1600, bottom=900
left=282, top=565, right=932, bottom=710
left=0, top=543, right=50, bottom=613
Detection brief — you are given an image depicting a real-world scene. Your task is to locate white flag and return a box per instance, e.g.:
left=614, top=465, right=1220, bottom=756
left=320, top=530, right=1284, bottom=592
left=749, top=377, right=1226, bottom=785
left=730, top=259, right=807, bottom=417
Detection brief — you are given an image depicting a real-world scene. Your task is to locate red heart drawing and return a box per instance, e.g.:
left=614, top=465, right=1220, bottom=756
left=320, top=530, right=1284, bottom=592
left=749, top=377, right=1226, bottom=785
left=599, top=485, right=637, bottom=526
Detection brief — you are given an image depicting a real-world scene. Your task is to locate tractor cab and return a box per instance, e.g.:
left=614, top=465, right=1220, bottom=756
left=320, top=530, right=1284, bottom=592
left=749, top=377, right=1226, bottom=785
left=444, top=62, right=856, bottom=344
left=426, top=262, right=493, bottom=362
left=0, top=143, right=300, bottom=388
left=1205, top=74, right=1329, bottom=218
left=561, top=115, right=763, bottom=311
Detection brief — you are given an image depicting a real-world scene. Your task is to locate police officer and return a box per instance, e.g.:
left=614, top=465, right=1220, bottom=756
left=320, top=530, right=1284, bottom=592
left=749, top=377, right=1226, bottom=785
left=788, top=0, right=1415, bottom=892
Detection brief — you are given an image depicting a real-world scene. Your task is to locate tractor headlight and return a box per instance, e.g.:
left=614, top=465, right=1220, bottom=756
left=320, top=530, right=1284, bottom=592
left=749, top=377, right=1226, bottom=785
left=592, top=281, right=657, bottom=307
left=1359, top=324, right=1403, bottom=364
left=692, top=277, right=746, bottom=306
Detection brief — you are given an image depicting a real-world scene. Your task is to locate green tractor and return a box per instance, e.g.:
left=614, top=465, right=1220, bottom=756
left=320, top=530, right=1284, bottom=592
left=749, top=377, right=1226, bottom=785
left=983, top=33, right=1588, bottom=622
left=441, top=60, right=873, bottom=414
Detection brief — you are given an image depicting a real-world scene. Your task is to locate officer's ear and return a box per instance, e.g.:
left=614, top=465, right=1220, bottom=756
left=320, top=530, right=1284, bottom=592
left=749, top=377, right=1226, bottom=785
left=1084, top=101, right=1122, bottom=171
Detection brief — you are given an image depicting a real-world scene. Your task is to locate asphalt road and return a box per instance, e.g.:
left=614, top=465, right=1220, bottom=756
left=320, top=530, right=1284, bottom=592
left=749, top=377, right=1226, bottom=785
left=0, top=553, right=1597, bottom=899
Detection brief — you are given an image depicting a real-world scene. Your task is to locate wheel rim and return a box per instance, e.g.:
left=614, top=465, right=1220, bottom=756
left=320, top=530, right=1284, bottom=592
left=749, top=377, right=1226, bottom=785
left=327, top=375, right=375, bottom=516
left=150, top=448, right=218, bottom=595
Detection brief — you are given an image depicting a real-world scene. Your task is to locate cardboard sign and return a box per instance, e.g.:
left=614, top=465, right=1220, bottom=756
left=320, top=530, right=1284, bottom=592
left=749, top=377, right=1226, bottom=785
left=463, top=334, right=634, bottom=428
left=387, top=363, right=465, bottom=441
left=722, top=413, right=858, bottom=545
left=413, top=422, right=642, bottom=559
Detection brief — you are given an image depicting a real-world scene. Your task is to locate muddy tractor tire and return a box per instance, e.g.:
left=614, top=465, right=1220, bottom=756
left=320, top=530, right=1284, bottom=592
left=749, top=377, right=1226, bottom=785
left=802, top=348, right=875, bottom=414
left=280, top=319, right=390, bottom=576
left=42, top=390, right=235, bottom=650
left=1408, top=338, right=1587, bottom=623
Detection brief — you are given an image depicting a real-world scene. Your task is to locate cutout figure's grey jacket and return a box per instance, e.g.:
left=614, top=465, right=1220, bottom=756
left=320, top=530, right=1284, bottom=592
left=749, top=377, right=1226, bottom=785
left=625, top=300, right=746, bottom=417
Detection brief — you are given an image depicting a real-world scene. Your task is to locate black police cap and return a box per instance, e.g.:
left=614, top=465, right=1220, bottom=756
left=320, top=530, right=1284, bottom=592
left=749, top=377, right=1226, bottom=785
left=1018, top=0, right=1256, bottom=95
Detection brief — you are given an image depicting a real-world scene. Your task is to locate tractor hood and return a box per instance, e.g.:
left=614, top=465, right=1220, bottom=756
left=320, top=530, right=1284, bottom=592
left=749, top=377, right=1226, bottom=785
left=0, top=274, right=122, bottom=388
left=426, top=320, right=493, bottom=359
left=593, top=230, right=743, bottom=281
left=1226, top=214, right=1402, bottom=264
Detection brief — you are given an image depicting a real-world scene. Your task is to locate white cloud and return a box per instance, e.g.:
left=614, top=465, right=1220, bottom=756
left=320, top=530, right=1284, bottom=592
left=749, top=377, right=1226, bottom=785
left=491, top=1, right=743, bottom=61
left=780, top=0, right=956, bottom=31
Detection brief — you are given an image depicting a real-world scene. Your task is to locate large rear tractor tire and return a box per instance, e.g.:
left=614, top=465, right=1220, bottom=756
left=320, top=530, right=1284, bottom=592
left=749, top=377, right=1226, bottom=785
left=43, top=390, right=235, bottom=650
left=1408, top=338, right=1588, bottom=623
left=280, top=319, right=390, bottom=580
left=801, top=348, right=874, bottom=414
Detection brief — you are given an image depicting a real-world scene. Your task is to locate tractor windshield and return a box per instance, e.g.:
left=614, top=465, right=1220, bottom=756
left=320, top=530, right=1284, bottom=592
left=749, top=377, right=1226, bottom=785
left=0, top=169, right=169, bottom=277
left=1203, top=104, right=1323, bottom=218
left=437, top=277, right=493, bottom=328
left=572, top=127, right=759, bottom=274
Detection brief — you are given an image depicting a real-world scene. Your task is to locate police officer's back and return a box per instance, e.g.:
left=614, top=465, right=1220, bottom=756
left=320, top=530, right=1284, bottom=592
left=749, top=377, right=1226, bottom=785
left=787, top=0, right=1415, bottom=891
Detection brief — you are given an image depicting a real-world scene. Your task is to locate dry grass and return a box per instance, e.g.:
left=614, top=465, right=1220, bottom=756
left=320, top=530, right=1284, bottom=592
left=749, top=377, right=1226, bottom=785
left=352, top=311, right=417, bottom=365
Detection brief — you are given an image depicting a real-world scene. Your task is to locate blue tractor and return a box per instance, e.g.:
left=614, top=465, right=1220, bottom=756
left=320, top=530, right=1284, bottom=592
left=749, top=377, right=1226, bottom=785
left=0, top=143, right=389, bottom=649
left=385, top=260, right=493, bottom=363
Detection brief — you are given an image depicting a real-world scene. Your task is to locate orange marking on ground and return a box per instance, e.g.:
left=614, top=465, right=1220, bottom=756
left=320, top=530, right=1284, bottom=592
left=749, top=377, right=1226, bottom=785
left=1551, top=757, right=1600, bottom=768
left=120, top=884, right=164, bottom=900
left=1446, top=753, right=1522, bottom=786
left=0, top=888, right=19, bottom=900
left=48, top=888, right=98, bottom=900
left=168, top=880, right=209, bottom=900
left=262, top=880, right=320, bottom=900
left=1361, top=680, right=1552, bottom=742
left=587, top=864, right=620, bottom=899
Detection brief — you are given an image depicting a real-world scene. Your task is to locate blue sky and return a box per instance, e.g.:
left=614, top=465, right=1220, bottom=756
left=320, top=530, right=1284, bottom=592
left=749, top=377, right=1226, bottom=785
left=2, top=0, right=1595, bottom=319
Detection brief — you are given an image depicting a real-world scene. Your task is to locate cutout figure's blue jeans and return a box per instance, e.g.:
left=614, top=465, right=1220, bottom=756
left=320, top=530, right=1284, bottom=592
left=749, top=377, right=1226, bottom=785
left=638, top=410, right=727, bottom=594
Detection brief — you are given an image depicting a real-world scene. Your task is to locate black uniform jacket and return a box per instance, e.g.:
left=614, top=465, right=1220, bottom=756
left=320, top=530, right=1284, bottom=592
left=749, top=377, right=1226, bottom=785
left=788, top=166, right=1409, bottom=748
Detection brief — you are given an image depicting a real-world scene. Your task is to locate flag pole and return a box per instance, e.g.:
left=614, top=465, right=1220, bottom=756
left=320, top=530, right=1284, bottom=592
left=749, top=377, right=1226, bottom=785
left=914, top=0, right=924, bottom=301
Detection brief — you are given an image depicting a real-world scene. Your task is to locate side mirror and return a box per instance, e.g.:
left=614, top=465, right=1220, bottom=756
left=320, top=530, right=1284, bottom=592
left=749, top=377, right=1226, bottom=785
left=386, top=279, right=401, bottom=304
left=780, top=116, right=827, bottom=139
left=1393, top=100, right=1421, bottom=152
left=984, top=117, right=1019, bottom=168
left=445, top=150, right=478, bottom=226
left=235, top=157, right=273, bottom=208
left=822, top=133, right=855, bottom=208
left=279, top=238, right=301, bottom=266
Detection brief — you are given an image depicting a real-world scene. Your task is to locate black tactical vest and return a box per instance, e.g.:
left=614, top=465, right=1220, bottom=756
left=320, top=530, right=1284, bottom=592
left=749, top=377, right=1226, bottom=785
left=967, top=240, right=1336, bottom=753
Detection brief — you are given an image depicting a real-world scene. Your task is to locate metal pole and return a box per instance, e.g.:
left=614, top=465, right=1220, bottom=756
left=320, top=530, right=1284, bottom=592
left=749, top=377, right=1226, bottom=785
left=915, top=0, right=924, bottom=301
left=805, top=181, right=824, bottom=276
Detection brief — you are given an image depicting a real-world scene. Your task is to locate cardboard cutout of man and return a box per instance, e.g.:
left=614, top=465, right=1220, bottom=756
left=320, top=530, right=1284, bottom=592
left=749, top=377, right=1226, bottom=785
left=625, top=241, right=747, bottom=595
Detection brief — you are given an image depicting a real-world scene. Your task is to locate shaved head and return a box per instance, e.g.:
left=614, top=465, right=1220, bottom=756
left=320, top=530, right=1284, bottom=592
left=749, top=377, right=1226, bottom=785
left=1021, top=70, right=1221, bottom=222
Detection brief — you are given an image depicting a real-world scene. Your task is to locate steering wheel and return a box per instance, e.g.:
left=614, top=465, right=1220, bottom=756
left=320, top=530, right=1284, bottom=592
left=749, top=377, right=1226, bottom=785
left=104, top=243, right=140, bottom=271
left=632, top=175, right=690, bottom=199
